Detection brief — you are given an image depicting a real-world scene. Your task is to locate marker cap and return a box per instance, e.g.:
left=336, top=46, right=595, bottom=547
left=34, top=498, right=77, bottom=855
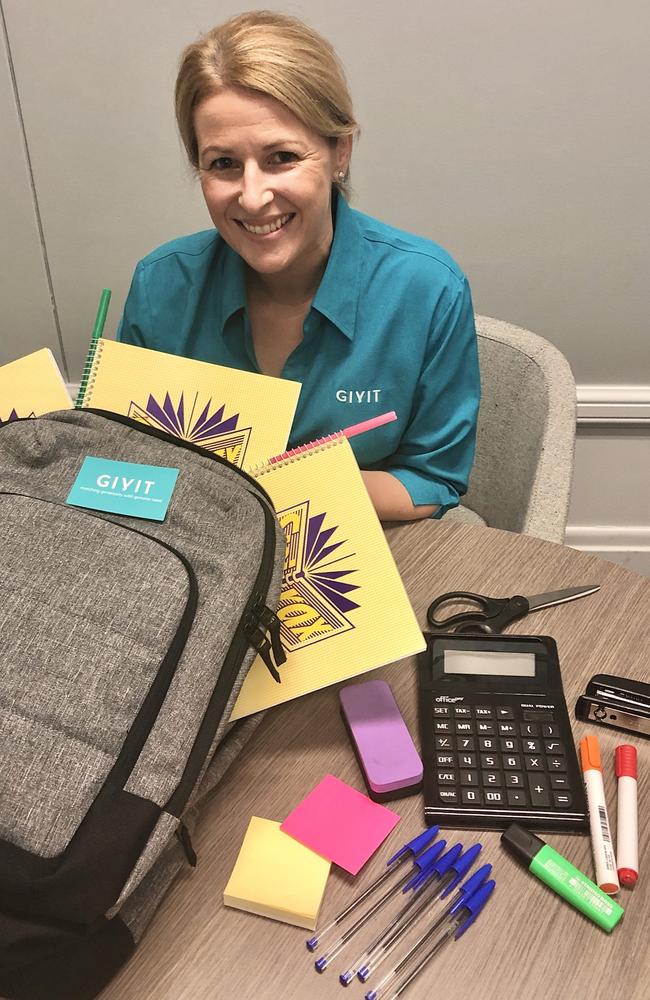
left=579, top=734, right=602, bottom=772
left=615, top=744, right=637, bottom=780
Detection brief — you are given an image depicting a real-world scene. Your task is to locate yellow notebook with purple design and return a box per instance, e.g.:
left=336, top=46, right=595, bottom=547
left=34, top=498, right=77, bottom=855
left=0, top=349, right=72, bottom=422
left=230, top=436, right=425, bottom=720
left=76, top=337, right=301, bottom=469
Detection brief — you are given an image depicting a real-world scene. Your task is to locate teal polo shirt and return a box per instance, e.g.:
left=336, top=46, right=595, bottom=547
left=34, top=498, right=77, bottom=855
left=116, top=193, right=479, bottom=514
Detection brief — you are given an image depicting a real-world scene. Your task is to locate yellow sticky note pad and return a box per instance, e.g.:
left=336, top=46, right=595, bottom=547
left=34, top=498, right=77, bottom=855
left=223, top=817, right=330, bottom=929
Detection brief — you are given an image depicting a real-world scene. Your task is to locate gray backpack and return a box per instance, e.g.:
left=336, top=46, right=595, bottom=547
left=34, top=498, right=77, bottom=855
left=0, top=408, right=286, bottom=1000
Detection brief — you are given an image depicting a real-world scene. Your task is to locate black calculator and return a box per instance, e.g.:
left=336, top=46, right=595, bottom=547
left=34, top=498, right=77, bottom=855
left=417, top=632, right=588, bottom=831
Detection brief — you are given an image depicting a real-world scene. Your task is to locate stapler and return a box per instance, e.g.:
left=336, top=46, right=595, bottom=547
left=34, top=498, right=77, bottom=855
left=575, top=673, right=650, bottom=739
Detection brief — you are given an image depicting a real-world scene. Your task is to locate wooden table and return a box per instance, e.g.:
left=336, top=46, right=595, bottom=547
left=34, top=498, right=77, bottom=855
left=100, top=522, right=650, bottom=1000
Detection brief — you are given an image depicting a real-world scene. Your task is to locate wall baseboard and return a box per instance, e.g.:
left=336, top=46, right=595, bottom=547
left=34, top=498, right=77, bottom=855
left=565, top=526, right=650, bottom=576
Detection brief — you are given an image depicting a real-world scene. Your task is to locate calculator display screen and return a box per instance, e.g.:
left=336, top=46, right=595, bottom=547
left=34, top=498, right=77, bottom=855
left=443, top=649, right=536, bottom=677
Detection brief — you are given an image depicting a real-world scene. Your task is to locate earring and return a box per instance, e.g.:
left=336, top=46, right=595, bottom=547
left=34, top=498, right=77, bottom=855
left=336, top=170, right=345, bottom=183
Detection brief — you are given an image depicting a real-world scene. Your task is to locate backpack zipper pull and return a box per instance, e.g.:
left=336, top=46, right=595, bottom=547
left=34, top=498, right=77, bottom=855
left=254, top=604, right=287, bottom=669
left=247, top=626, right=282, bottom=683
left=176, top=822, right=197, bottom=868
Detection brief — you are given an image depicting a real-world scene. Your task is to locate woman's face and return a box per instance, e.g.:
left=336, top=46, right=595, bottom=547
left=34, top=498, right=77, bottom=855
left=194, top=87, right=351, bottom=286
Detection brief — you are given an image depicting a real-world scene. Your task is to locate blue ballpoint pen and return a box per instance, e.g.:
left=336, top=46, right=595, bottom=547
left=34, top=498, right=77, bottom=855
left=364, top=879, right=496, bottom=1000
left=306, top=827, right=439, bottom=953
left=341, top=843, right=479, bottom=986
left=314, top=837, right=447, bottom=973
left=358, top=863, right=492, bottom=988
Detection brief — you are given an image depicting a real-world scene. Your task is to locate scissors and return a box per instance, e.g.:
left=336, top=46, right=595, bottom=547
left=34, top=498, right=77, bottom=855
left=426, top=585, right=600, bottom=634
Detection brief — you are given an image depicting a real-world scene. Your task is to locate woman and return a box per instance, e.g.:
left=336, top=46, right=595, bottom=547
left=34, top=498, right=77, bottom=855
left=117, top=10, right=480, bottom=521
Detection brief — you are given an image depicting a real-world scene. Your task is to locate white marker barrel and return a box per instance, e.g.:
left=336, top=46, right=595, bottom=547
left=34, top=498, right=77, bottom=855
left=616, top=744, right=638, bottom=887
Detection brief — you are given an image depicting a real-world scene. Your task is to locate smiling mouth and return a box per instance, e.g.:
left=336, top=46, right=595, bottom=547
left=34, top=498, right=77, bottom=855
left=237, top=213, right=294, bottom=236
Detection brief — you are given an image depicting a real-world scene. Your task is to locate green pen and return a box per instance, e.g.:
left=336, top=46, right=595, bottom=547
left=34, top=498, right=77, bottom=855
left=501, top=823, right=624, bottom=933
left=76, top=288, right=111, bottom=408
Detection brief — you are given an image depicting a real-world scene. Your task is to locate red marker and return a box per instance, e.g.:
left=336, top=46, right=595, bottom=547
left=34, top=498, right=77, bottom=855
left=616, top=744, right=638, bottom=887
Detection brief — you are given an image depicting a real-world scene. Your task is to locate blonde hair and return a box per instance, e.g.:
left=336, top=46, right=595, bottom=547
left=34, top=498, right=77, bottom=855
left=175, top=10, right=358, bottom=197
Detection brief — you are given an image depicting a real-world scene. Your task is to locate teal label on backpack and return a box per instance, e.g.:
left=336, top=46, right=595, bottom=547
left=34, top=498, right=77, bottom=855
left=66, top=456, right=180, bottom=521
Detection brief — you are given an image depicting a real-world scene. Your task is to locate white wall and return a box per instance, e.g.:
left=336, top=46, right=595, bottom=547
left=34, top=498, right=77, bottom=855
left=1, top=1, right=648, bottom=570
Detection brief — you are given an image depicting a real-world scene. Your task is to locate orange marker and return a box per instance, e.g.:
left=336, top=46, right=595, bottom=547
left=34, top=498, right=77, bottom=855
left=579, top=736, right=619, bottom=894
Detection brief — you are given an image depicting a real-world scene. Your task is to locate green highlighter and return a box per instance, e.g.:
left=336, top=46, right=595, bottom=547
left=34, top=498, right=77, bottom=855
left=501, top=823, right=624, bottom=933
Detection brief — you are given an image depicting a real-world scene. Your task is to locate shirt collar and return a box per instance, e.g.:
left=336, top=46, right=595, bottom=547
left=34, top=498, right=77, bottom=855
left=218, top=242, right=247, bottom=333
left=218, top=190, right=362, bottom=341
left=312, top=191, right=362, bottom=341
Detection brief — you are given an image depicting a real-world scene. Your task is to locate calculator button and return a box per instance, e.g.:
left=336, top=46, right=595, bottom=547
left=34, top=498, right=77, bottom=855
left=528, top=776, right=551, bottom=807
left=437, top=771, right=457, bottom=784
left=500, top=738, right=520, bottom=753
left=550, top=774, right=570, bottom=789
left=484, top=790, right=505, bottom=805
left=436, top=753, right=456, bottom=767
left=475, top=706, right=493, bottom=717
left=476, top=722, right=496, bottom=735
left=544, top=740, right=564, bottom=754
left=503, top=755, right=521, bottom=770
left=520, top=723, right=540, bottom=737
left=498, top=723, right=517, bottom=736
left=438, top=788, right=459, bottom=804
left=524, top=755, right=544, bottom=771
left=482, top=771, right=502, bottom=787
left=435, top=736, right=453, bottom=750
left=434, top=721, right=453, bottom=733
left=461, top=788, right=483, bottom=805
left=547, top=757, right=567, bottom=772
left=553, top=792, right=572, bottom=808
left=541, top=723, right=560, bottom=738
left=460, top=770, right=480, bottom=786
left=507, top=790, right=528, bottom=807
left=523, top=739, right=542, bottom=753
left=480, top=754, right=499, bottom=769
left=456, top=737, right=476, bottom=751
left=478, top=737, right=497, bottom=751
left=496, top=707, right=514, bottom=720
left=454, top=706, right=472, bottom=717
left=455, top=721, right=474, bottom=734
left=505, top=772, right=524, bottom=787
left=434, top=706, right=450, bottom=717
left=459, top=753, right=477, bottom=768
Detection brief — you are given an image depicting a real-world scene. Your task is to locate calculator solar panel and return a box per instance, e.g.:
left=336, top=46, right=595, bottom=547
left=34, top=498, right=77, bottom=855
left=418, top=633, right=588, bottom=831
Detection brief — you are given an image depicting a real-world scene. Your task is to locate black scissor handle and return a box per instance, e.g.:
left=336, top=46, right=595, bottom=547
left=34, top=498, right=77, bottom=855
left=426, top=591, right=501, bottom=629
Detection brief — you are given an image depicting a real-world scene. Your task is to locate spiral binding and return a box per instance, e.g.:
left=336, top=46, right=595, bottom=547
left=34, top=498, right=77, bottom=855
left=250, top=432, right=345, bottom=477
left=75, top=337, right=105, bottom=408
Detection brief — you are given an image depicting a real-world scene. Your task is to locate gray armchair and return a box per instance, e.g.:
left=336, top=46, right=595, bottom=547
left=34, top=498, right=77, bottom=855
left=446, top=315, right=577, bottom=543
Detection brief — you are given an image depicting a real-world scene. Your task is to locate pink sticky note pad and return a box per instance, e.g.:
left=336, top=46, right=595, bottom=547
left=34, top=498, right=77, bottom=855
left=280, top=774, right=400, bottom=876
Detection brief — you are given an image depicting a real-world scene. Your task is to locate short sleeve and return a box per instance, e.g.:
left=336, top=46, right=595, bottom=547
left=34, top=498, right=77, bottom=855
left=384, top=277, right=480, bottom=516
left=115, top=261, right=156, bottom=349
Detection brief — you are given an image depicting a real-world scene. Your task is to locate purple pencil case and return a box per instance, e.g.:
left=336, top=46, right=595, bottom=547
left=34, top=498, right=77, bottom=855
left=339, top=679, right=423, bottom=802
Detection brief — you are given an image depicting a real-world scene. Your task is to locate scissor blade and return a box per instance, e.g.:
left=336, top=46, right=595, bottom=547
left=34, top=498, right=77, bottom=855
left=526, top=585, right=600, bottom=612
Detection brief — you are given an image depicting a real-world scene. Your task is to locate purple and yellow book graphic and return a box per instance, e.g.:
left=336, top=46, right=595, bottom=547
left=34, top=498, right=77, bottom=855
left=230, top=437, right=425, bottom=720
left=128, top=391, right=252, bottom=467
left=76, top=338, right=301, bottom=469
left=0, top=349, right=72, bottom=421
left=3, top=408, right=34, bottom=422
left=278, top=503, right=360, bottom=649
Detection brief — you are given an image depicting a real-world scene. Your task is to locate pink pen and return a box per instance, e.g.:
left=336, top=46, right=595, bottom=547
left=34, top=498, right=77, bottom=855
left=269, top=411, right=397, bottom=464
left=616, top=744, right=638, bottom=887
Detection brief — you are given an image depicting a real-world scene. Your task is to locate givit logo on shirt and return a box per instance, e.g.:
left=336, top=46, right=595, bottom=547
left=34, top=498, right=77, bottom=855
left=66, top=456, right=180, bottom=522
left=335, top=388, right=382, bottom=403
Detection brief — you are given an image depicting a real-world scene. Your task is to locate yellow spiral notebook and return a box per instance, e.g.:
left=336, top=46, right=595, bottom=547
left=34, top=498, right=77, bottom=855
left=0, top=349, right=72, bottom=422
left=230, top=436, right=425, bottom=720
left=76, top=338, right=301, bottom=469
